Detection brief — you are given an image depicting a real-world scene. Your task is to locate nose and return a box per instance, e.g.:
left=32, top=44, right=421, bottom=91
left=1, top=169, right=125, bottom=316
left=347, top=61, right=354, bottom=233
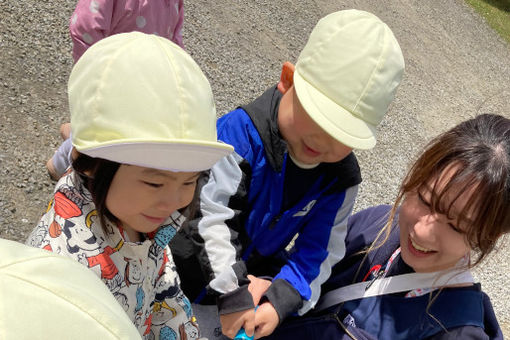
left=412, top=213, right=441, bottom=241
left=155, top=188, right=181, bottom=212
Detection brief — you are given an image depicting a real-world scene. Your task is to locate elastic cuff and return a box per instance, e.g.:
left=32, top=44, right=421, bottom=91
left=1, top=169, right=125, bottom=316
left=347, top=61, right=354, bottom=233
left=217, top=285, right=255, bottom=315
left=263, top=279, right=303, bottom=324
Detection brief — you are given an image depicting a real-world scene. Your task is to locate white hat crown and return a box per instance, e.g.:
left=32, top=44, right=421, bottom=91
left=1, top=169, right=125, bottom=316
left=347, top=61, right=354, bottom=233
left=70, top=32, right=233, bottom=171
left=294, top=10, right=405, bottom=149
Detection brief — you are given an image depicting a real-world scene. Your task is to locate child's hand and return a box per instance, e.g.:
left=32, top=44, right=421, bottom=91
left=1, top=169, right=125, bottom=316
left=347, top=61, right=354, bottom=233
left=253, top=301, right=279, bottom=339
left=220, top=308, right=255, bottom=339
left=247, top=275, right=272, bottom=305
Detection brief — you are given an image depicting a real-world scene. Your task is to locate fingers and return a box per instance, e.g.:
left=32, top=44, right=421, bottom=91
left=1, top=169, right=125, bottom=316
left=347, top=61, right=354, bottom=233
left=243, top=315, right=256, bottom=338
left=253, top=303, right=279, bottom=339
left=220, top=309, right=255, bottom=339
left=247, top=276, right=272, bottom=305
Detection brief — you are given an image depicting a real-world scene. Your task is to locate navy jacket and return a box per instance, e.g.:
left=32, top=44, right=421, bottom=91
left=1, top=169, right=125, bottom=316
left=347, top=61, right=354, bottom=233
left=265, top=205, right=503, bottom=339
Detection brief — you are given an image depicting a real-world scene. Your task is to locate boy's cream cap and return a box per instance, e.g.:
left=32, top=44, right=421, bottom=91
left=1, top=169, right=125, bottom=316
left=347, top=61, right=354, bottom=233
left=70, top=32, right=233, bottom=172
left=0, top=239, right=140, bottom=339
left=294, top=10, right=405, bottom=150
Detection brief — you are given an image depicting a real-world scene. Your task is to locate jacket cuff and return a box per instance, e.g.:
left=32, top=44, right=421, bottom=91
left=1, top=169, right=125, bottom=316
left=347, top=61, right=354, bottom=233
left=263, top=279, right=303, bottom=323
left=217, top=285, right=255, bottom=315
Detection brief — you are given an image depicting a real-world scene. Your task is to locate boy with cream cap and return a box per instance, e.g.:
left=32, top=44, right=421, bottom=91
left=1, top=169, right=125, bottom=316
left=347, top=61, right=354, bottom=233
left=27, top=32, right=232, bottom=339
left=171, top=9, right=405, bottom=339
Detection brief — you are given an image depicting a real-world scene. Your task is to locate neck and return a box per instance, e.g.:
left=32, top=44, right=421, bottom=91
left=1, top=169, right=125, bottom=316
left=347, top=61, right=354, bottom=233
left=288, top=153, right=320, bottom=169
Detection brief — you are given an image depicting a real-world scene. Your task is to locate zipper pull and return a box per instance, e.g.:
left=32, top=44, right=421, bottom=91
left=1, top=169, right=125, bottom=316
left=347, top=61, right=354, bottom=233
left=365, top=269, right=385, bottom=291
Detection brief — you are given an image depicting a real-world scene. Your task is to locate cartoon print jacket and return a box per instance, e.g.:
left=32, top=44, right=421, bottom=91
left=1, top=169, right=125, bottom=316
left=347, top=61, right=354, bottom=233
left=26, top=172, right=200, bottom=340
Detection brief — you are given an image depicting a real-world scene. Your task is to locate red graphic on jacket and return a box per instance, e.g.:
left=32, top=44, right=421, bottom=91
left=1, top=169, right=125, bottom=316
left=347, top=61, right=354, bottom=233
left=87, top=246, right=119, bottom=280
left=49, top=221, right=62, bottom=238
left=54, top=191, right=82, bottom=219
left=158, top=251, right=170, bottom=277
left=144, top=313, right=153, bottom=335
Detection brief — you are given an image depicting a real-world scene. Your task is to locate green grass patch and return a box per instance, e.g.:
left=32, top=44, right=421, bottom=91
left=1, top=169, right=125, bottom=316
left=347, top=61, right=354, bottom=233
left=465, top=0, right=510, bottom=43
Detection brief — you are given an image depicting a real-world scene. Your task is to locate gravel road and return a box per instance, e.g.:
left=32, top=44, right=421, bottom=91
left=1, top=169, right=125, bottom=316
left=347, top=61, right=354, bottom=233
left=1, top=0, right=509, bottom=336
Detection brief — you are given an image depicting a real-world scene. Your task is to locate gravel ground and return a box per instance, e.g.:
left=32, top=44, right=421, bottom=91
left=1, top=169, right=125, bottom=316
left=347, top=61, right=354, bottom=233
left=1, top=0, right=509, bottom=336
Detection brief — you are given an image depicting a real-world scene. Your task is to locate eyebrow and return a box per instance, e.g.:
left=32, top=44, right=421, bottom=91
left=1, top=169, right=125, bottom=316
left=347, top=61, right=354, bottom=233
left=141, top=169, right=200, bottom=181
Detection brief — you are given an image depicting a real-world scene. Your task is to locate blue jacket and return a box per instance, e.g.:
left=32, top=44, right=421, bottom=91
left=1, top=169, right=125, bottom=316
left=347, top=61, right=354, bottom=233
left=265, top=205, right=503, bottom=339
left=171, top=86, right=361, bottom=321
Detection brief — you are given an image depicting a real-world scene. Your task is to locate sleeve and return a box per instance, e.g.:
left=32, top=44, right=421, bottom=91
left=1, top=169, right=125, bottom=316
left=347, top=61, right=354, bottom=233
left=196, top=152, right=255, bottom=314
left=425, top=326, right=490, bottom=340
left=263, top=185, right=359, bottom=322
left=151, top=248, right=201, bottom=339
left=171, top=0, right=184, bottom=48
left=69, top=0, right=115, bottom=62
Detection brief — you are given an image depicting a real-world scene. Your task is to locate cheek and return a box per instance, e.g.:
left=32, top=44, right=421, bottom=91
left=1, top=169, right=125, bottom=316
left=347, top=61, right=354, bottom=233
left=449, top=234, right=471, bottom=256
left=398, top=200, right=414, bottom=226
left=105, top=189, right=121, bottom=218
left=105, top=183, right=134, bottom=219
left=178, top=185, right=196, bottom=208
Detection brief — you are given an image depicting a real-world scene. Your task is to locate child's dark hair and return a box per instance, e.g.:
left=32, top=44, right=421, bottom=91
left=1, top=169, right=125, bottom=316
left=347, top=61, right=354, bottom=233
left=72, top=152, right=203, bottom=233
left=380, top=114, right=510, bottom=266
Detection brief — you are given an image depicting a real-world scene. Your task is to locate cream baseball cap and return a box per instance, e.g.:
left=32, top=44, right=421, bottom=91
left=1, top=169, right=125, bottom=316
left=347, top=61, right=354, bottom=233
left=293, top=10, right=405, bottom=150
left=0, top=239, right=140, bottom=339
left=70, top=32, right=233, bottom=172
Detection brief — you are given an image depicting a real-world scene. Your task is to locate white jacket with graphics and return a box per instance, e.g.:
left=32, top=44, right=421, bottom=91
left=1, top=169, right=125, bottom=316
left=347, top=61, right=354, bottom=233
left=26, top=172, right=200, bottom=340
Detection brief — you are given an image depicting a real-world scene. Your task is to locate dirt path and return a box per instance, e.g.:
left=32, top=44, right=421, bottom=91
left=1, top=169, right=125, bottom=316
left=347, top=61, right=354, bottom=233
left=1, top=0, right=509, bottom=335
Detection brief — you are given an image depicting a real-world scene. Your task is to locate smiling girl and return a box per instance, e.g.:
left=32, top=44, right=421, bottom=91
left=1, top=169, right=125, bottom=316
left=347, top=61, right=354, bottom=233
left=26, top=32, right=233, bottom=339
left=265, top=114, right=509, bottom=340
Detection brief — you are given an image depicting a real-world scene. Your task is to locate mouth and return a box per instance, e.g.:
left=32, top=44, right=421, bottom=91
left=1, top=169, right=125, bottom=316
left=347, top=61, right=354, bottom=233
left=408, top=238, right=437, bottom=257
left=303, top=143, right=321, bottom=157
left=142, top=214, right=167, bottom=224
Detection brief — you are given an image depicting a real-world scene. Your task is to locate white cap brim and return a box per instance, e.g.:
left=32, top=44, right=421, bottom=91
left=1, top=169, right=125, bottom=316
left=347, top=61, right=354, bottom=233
left=294, top=69, right=377, bottom=150
left=78, top=140, right=233, bottom=172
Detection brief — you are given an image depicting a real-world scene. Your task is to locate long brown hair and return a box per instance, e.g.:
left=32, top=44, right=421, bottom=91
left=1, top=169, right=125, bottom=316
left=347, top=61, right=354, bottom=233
left=378, top=114, right=510, bottom=266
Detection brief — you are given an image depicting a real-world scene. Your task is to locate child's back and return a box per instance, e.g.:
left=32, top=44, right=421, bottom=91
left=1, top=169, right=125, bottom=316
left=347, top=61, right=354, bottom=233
left=70, top=0, right=184, bottom=62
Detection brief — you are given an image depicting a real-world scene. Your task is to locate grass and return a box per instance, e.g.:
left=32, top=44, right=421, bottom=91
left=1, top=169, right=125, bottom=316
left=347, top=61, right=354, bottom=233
left=465, top=0, right=510, bottom=43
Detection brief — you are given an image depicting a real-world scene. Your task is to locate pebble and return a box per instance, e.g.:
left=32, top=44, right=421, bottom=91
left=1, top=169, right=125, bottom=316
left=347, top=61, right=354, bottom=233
left=0, top=0, right=509, bottom=335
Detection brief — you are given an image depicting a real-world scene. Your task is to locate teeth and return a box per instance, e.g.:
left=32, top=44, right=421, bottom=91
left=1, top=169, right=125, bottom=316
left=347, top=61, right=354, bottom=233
left=411, top=239, right=433, bottom=252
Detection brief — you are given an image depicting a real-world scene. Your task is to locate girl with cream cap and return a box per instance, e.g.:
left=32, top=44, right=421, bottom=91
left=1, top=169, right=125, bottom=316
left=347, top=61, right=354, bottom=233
left=26, top=31, right=232, bottom=339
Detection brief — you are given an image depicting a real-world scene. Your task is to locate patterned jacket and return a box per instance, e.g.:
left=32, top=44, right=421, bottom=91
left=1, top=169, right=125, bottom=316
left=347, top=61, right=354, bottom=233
left=26, top=172, right=200, bottom=340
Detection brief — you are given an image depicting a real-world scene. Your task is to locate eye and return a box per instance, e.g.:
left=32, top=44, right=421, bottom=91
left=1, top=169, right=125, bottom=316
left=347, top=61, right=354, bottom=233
left=183, top=180, right=197, bottom=187
left=448, top=222, right=464, bottom=234
left=417, top=191, right=430, bottom=207
left=142, top=181, right=163, bottom=188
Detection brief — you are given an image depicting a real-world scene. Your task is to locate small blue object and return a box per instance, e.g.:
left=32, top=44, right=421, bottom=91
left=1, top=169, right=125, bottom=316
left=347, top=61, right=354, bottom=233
left=233, top=306, right=258, bottom=340
left=233, top=328, right=254, bottom=340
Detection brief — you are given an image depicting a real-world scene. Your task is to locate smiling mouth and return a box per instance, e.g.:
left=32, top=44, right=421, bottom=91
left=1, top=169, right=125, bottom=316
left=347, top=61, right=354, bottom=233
left=303, top=143, right=321, bottom=156
left=410, top=238, right=435, bottom=253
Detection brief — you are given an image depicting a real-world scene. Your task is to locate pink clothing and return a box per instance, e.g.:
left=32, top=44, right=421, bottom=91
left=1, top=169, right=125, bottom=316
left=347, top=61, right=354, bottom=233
left=70, top=0, right=184, bottom=62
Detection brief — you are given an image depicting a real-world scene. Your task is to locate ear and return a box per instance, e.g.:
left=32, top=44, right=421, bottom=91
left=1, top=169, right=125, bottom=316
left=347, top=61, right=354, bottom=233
left=277, top=62, right=295, bottom=94
left=70, top=147, right=79, bottom=161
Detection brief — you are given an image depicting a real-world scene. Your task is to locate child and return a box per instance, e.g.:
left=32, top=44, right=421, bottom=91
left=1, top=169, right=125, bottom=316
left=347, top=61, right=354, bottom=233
left=70, top=0, right=184, bottom=62
left=170, top=9, right=405, bottom=339
left=26, top=32, right=233, bottom=339
left=1, top=238, right=140, bottom=339
left=47, top=0, right=184, bottom=180
left=266, top=114, right=509, bottom=339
